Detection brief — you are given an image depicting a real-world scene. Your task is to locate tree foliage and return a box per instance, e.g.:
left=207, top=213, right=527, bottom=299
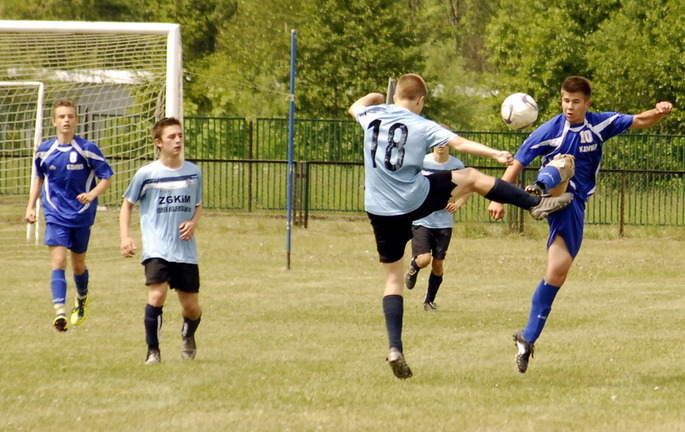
left=0, top=0, right=683, bottom=131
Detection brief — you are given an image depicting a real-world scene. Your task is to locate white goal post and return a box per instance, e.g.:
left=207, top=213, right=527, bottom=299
left=0, top=20, right=183, bottom=258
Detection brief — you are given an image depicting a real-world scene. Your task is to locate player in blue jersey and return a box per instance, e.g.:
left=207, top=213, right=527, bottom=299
left=119, top=117, right=203, bottom=365
left=349, top=73, right=574, bottom=379
left=487, top=76, right=673, bottom=373
left=24, top=99, right=114, bottom=332
left=404, top=145, right=471, bottom=312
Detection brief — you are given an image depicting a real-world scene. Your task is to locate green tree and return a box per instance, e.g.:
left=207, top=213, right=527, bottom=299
left=586, top=0, right=684, bottom=132
left=297, top=0, right=423, bottom=118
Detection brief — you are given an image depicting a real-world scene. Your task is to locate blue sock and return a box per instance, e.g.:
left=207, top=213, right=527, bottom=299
left=74, top=269, right=89, bottom=298
left=536, top=166, right=562, bottom=192
left=51, top=270, right=67, bottom=307
left=383, top=295, right=404, bottom=353
left=522, top=280, right=560, bottom=343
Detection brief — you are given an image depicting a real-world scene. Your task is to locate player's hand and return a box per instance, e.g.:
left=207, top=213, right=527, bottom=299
left=179, top=220, right=197, bottom=241
left=655, top=101, right=673, bottom=115
left=488, top=201, right=505, bottom=220
left=77, top=192, right=95, bottom=204
left=445, top=202, right=461, bottom=214
left=493, top=151, right=514, bottom=165
left=120, top=238, right=136, bottom=258
left=24, top=208, right=36, bottom=224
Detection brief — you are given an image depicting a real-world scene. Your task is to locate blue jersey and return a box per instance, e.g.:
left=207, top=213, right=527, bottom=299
left=123, top=160, right=203, bottom=264
left=413, top=154, right=465, bottom=229
left=34, top=136, right=114, bottom=228
left=352, top=104, right=456, bottom=215
left=515, top=111, right=633, bottom=201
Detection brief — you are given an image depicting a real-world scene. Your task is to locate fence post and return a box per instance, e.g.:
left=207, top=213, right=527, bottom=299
left=248, top=120, right=253, bottom=213
left=619, top=171, right=626, bottom=237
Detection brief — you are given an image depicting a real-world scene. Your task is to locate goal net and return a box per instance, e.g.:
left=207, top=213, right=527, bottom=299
left=0, top=20, right=182, bottom=262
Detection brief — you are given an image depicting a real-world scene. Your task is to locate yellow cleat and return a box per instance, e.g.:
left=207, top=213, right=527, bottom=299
left=70, top=296, right=89, bottom=326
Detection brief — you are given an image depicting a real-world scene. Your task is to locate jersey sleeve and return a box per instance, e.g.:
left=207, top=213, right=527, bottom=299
left=82, top=142, right=114, bottom=180
left=123, top=169, right=145, bottom=203
left=592, top=111, right=633, bottom=140
left=425, top=121, right=456, bottom=148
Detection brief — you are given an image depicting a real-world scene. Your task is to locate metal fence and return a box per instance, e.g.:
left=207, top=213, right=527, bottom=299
left=184, top=116, right=685, bottom=230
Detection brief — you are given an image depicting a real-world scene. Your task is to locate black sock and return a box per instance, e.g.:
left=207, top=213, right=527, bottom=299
left=484, top=178, right=541, bottom=209
left=182, top=315, right=202, bottom=338
left=144, top=304, right=163, bottom=350
left=409, top=257, right=420, bottom=274
left=383, top=295, right=404, bottom=353
left=425, top=273, right=443, bottom=303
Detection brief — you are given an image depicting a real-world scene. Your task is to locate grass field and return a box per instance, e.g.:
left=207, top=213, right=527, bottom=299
left=2, top=213, right=684, bottom=431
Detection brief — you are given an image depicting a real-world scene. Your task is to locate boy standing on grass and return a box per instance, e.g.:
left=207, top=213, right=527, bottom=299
left=405, top=144, right=471, bottom=312
left=24, top=99, right=113, bottom=332
left=119, top=117, right=203, bottom=365
left=349, top=73, right=574, bottom=379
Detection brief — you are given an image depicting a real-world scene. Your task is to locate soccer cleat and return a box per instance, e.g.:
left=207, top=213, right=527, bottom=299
left=529, top=192, right=573, bottom=220
left=405, top=268, right=418, bottom=290
left=387, top=347, right=413, bottom=379
left=145, top=348, right=161, bottom=365
left=525, top=181, right=546, bottom=197
left=53, top=314, right=68, bottom=332
left=423, top=302, right=438, bottom=312
left=181, top=335, right=197, bottom=360
left=70, top=296, right=89, bottom=326
left=513, top=330, right=535, bottom=373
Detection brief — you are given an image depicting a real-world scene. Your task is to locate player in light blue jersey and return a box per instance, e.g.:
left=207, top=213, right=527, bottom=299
left=350, top=74, right=575, bottom=379
left=24, top=99, right=113, bottom=332
left=120, top=117, right=204, bottom=365
left=487, top=76, right=673, bottom=374
left=405, top=145, right=470, bottom=312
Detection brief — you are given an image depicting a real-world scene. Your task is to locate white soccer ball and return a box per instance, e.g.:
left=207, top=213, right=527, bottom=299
left=501, top=93, right=539, bottom=130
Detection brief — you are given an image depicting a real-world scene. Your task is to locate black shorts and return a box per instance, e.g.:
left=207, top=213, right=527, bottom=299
left=368, top=171, right=457, bottom=263
left=143, top=258, right=200, bottom=293
left=411, top=225, right=453, bottom=259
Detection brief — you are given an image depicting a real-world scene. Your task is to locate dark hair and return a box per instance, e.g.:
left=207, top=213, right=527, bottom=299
left=152, top=117, right=182, bottom=141
left=562, top=76, right=592, bottom=99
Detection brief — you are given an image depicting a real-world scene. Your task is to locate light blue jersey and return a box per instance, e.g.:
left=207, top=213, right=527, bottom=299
left=124, top=160, right=203, bottom=264
left=34, top=136, right=113, bottom=228
left=412, top=154, right=465, bottom=229
left=352, top=104, right=456, bottom=215
left=515, top=111, right=633, bottom=202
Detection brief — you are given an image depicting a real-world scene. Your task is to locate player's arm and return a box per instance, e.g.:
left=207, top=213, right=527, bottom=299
left=487, top=160, right=525, bottom=220
left=629, top=101, right=673, bottom=129
left=119, top=199, right=136, bottom=258
left=77, top=176, right=113, bottom=204
left=24, top=176, right=44, bottom=224
left=446, top=135, right=513, bottom=165
left=348, top=93, right=385, bottom=120
left=179, top=204, right=203, bottom=241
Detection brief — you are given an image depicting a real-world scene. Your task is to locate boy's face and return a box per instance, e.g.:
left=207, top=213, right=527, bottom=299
left=561, top=90, right=591, bottom=125
left=155, top=124, right=183, bottom=156
left=52, top=106, right=77, bottom=136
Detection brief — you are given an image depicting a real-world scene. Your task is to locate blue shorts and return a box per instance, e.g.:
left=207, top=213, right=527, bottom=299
left=546, top=197, right=586, bottom=258
left=44, top=223, right=92, bottom=254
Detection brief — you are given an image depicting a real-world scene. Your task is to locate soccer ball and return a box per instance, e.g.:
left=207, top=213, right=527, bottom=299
left=501, top=93, right=538, bottom=130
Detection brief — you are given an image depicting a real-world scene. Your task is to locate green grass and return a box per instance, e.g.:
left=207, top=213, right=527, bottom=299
left=2, top=213, right=685, bottom=431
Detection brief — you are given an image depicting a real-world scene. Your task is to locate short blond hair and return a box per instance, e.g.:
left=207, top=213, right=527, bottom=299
left=52, top=99, right=77, bottom=119
left=395, top=74, right=427, bottom=102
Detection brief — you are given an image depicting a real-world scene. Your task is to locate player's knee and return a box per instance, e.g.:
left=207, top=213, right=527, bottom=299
left=415, top=253, right=431, bottom=268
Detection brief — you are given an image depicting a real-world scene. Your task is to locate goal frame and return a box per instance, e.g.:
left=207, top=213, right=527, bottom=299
left=0, top=20, right=183, bottom=119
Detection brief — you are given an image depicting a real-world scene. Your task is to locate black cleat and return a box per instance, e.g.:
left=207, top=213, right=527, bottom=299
left=387, top=347, right=413, bottom=379
left=513, top=330, right=535, bottom=373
